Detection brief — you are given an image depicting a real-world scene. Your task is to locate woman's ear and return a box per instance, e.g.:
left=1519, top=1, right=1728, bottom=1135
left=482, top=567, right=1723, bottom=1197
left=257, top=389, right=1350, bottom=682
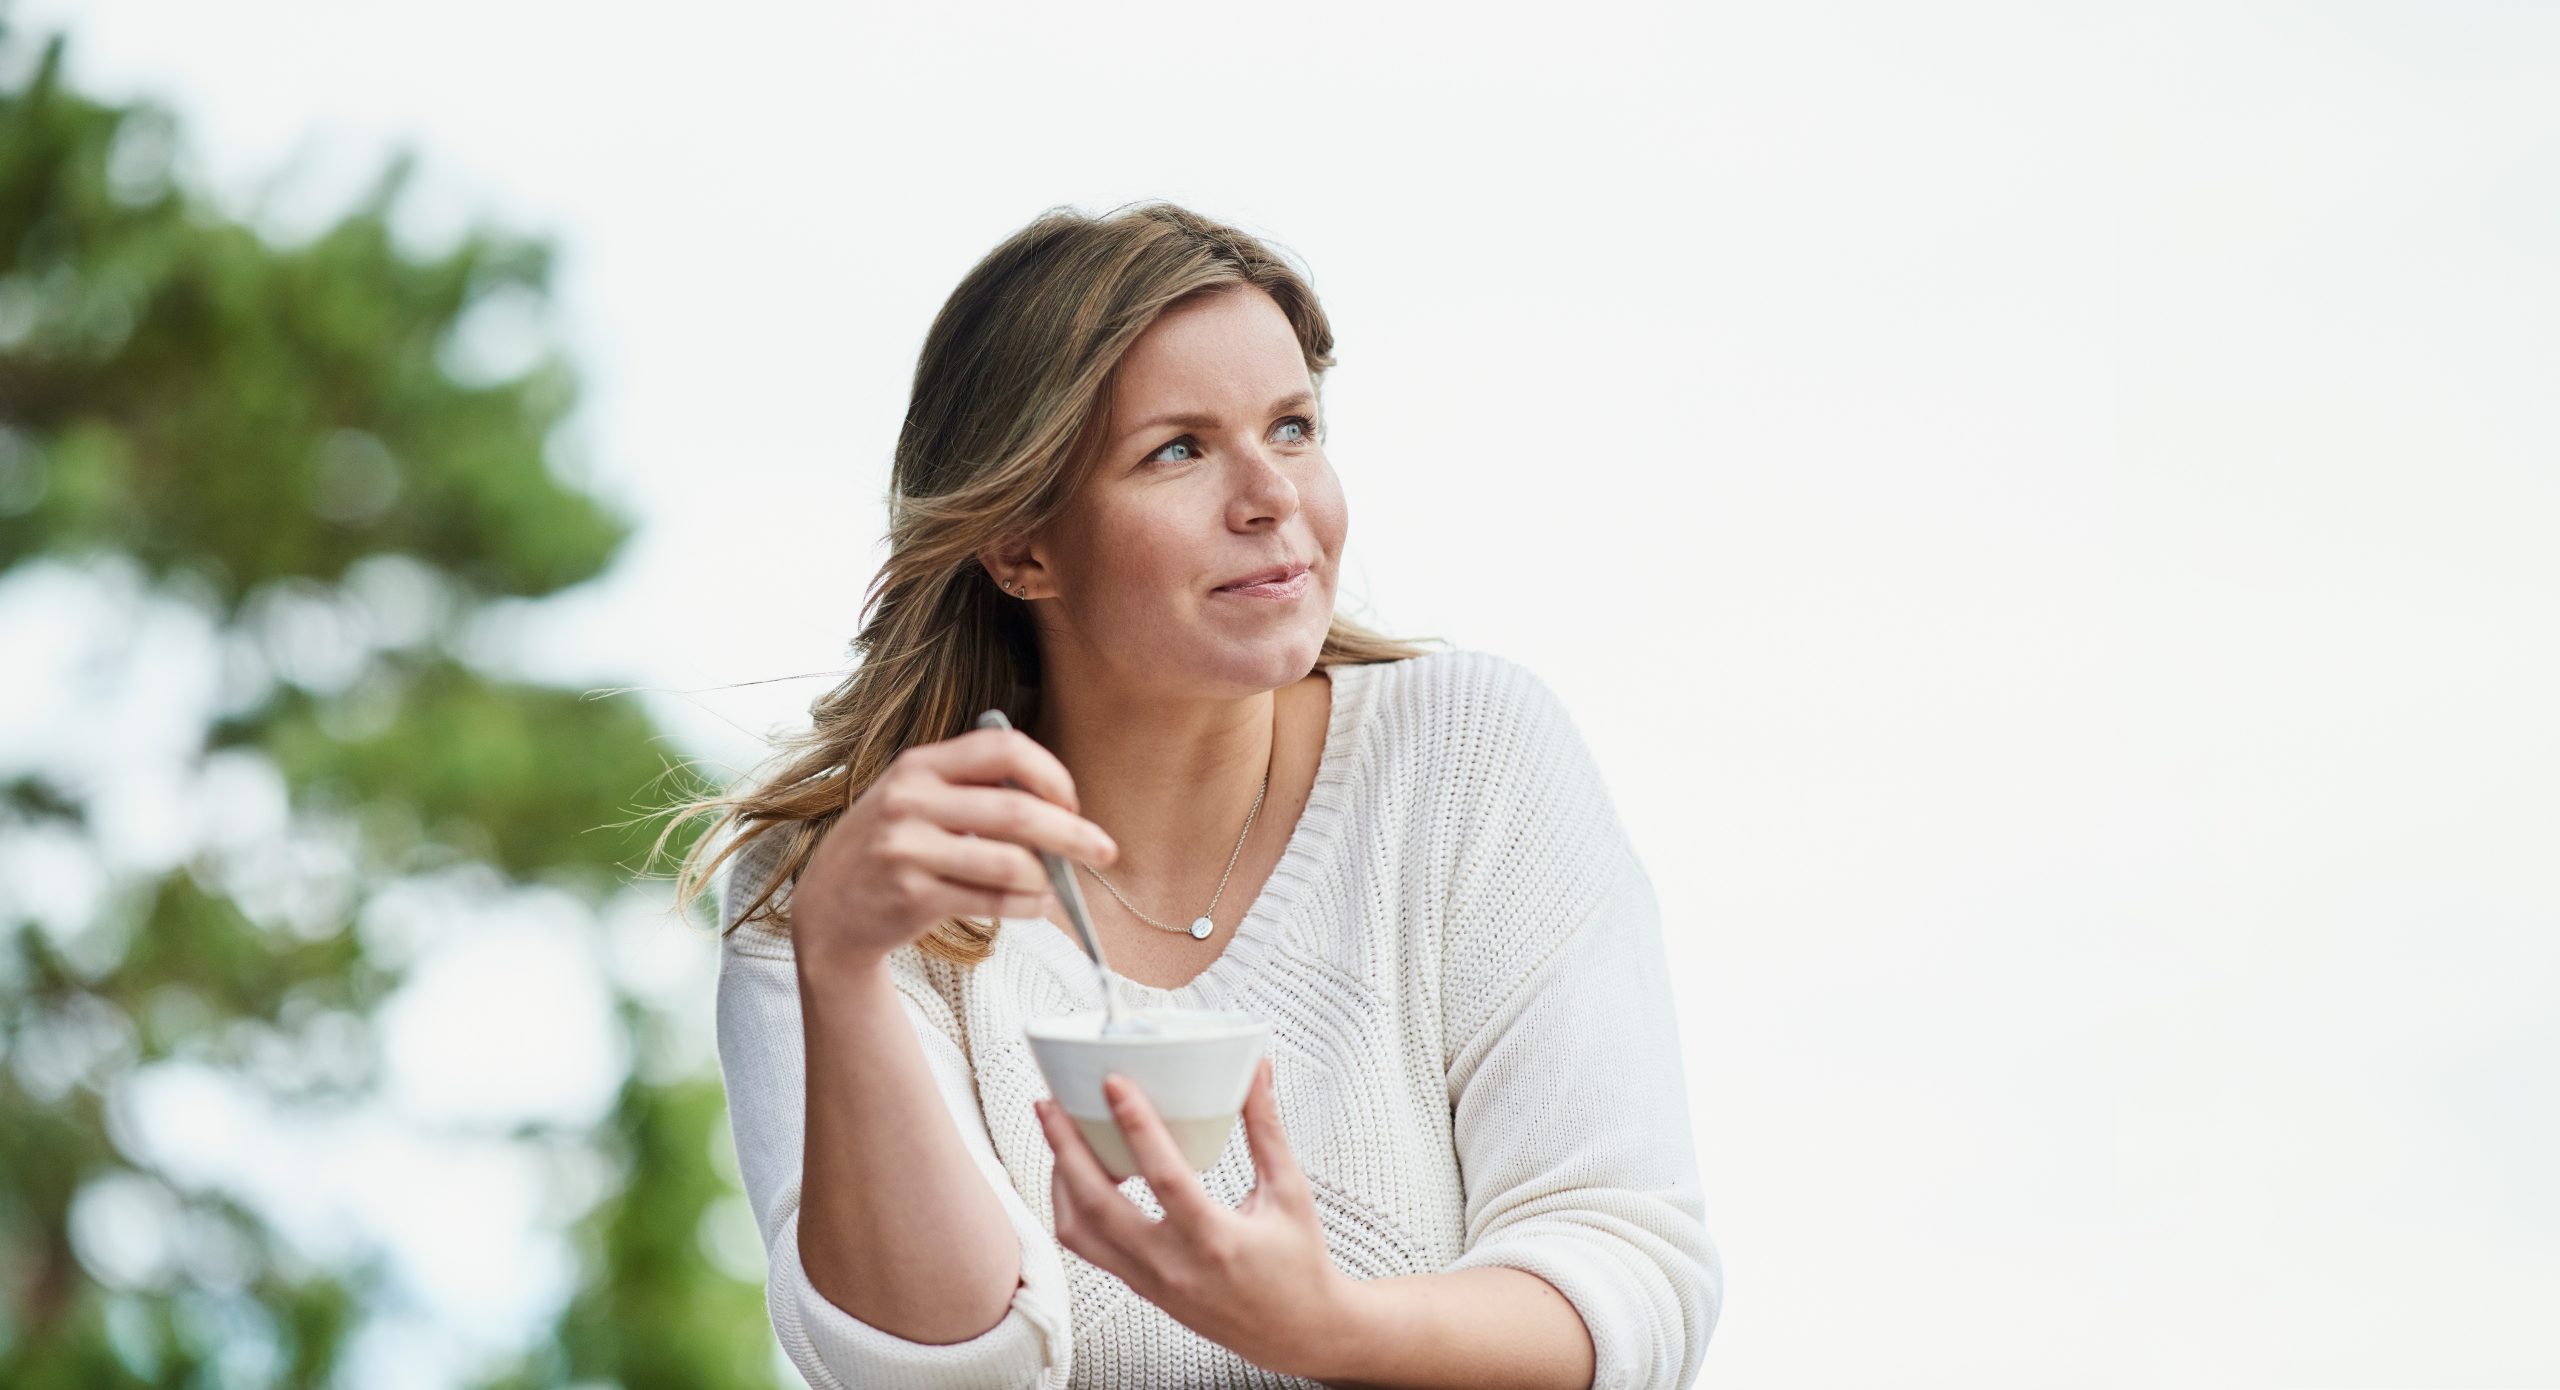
left=979, top=537, right=1044, bottom=598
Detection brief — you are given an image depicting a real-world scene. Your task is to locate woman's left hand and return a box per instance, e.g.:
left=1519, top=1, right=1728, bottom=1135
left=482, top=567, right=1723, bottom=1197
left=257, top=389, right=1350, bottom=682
left=1035, top=1055, right=1356, bottom=1379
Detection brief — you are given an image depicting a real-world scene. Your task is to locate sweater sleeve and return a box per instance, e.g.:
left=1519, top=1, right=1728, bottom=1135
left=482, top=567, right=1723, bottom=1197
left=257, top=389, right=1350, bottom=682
left=1435, top=655, right=1724, bottom=1390
left=712, top=833, right=1075, bottom=1390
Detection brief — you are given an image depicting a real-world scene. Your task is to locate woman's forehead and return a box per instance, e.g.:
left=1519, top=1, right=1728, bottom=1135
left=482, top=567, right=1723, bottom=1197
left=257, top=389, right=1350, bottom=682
left=1110, top=294, right=1311, bottom=434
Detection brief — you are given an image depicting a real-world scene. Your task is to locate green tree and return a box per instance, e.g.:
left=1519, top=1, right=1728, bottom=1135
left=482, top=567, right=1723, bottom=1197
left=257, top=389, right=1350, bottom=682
left=0, top=22, right=778, bottom=1388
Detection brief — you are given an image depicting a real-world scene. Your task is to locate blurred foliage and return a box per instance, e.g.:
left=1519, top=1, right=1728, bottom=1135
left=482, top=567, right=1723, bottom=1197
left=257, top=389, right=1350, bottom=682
left=0, top=21, right=778, bottom=1388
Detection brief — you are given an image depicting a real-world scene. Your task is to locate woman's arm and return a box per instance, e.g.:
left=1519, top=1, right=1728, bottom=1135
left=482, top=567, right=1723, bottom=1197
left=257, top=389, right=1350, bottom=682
left=1423, top=653, right=1725, bottom=1390
left=797, top=948, right=1020, bottom=1342
left=1315, top=1265, right=1598, bottom=1390
left=715, top=838, right=1073, bottom=1389
left=1435, top=848, right=1721, bottom=1390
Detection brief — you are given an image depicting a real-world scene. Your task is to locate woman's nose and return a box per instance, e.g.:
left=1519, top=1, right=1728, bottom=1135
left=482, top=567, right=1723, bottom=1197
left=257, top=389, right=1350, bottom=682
left=1230, top=447, right=1299, bottom=518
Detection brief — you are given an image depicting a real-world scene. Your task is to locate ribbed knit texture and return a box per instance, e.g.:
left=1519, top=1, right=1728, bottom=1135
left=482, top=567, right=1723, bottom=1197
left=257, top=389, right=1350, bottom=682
left=714, top=648, right=1722, bottom=1390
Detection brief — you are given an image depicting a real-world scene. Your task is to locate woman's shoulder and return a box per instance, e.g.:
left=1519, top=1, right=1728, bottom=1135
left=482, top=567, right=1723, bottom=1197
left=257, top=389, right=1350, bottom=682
left=1326, top=646, right=1613, bottom=860
left=1347, top=645, right=1581, bottom=755
left=717, top=828, right=797, bottom=958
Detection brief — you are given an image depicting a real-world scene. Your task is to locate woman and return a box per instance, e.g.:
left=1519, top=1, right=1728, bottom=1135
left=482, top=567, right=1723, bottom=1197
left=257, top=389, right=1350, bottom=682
left=665, top=201, right=1721, bottom=1389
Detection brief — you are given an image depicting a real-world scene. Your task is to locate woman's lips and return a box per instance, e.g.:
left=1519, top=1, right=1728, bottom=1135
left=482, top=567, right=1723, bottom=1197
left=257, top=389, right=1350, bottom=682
left=1213, top=569, right=1314, bottom=601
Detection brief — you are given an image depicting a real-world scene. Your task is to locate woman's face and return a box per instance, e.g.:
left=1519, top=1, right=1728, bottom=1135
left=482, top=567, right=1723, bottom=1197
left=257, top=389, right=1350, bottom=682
left=1014, top=285, right=1347, bottom=697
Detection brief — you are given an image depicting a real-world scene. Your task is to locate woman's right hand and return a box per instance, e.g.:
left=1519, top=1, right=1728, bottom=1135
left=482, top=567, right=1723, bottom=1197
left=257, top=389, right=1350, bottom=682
left=791, top=726, right=1120, bottom=971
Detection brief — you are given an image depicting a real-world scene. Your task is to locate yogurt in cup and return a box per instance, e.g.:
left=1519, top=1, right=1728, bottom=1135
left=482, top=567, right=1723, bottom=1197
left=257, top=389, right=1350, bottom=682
left=1025, top=1007, right=1269, bottom=1182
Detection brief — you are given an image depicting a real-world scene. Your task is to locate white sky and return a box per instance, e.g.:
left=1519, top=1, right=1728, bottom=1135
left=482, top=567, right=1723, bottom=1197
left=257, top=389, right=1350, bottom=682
left=6, top=0, right=2557, bottom=1385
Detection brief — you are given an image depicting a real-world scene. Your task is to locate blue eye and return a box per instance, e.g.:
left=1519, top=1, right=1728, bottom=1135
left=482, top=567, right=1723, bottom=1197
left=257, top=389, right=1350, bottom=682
left=1147, top=414, right=1320, bottom=465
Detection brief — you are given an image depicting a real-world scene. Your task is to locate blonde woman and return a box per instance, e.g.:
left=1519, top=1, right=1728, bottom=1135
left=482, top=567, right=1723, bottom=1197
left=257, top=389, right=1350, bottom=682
left=667, top=201, right=1721, bottom=1390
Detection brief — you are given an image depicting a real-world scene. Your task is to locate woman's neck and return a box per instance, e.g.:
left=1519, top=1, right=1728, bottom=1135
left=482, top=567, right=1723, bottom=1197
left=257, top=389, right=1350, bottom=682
left=1029, top=678, right=1284, bottom=894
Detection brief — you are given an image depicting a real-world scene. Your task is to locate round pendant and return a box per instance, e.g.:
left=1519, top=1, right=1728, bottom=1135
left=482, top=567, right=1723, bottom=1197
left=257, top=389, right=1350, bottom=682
left=1189, top=915, right=1215, bottom=940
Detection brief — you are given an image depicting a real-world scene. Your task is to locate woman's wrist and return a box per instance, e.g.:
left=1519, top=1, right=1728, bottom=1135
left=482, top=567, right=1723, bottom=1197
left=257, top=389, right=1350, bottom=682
left=792, top=923, right=894, bottom=996
left=1298, top=1271, right=1389, bottom=1386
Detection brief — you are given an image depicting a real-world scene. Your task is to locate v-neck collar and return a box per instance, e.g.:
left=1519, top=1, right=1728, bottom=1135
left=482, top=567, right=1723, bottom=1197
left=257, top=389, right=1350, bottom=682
left=1005, top=658, right=1379, bottom=1007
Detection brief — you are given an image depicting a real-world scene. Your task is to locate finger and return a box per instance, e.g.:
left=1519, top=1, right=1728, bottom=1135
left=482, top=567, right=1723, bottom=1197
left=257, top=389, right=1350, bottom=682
left=920, top=877, right=1054, bottom=922
left=904, top=831, right=1051, bottom=898
left=1035, top=1096, right=1160, bottom=1256
left=1102, top=1073, right=1225, bottom=1228
left=1241, top=1056, right=1312, bottom=1208
left=906, top=726, right=1086, bottom=815
left=919, top=782, right=1119, bottom=866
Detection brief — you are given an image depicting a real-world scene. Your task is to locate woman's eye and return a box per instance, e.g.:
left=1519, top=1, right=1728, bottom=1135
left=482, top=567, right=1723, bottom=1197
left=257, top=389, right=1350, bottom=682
left=1146, top=414, right=1320, bottom=465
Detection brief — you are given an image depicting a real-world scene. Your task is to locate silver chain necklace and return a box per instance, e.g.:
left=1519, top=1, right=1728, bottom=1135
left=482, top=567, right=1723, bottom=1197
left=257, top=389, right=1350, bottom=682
left=1077, top=733, right=1272, bottom=942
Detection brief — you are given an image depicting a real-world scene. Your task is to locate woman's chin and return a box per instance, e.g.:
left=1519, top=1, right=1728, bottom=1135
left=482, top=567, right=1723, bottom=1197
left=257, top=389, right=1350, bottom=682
left=1187, top=629, right=1326, bottom=688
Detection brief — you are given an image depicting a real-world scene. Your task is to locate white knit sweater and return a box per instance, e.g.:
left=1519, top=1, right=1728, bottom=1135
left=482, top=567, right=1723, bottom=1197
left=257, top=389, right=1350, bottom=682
left=714, top=648, right=1722, bottom=1390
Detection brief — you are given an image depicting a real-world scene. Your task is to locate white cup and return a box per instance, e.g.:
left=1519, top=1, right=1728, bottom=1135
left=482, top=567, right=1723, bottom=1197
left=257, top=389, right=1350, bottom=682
left=1024, top=1008, right=1268, bottom=1183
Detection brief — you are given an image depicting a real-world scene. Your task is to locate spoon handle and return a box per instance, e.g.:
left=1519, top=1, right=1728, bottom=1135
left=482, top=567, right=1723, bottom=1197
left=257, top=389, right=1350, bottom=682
left=972, top=709, right=1151, bottom=1032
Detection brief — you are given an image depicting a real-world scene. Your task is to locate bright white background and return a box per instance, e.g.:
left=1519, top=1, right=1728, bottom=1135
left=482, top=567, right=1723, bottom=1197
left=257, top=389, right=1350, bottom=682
left=5, top=1, right=2555, bottom=1386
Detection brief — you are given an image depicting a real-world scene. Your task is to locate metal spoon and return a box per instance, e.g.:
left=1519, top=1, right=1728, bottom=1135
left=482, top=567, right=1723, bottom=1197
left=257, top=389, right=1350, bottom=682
left=973, top=708, right=1158, bottom=1036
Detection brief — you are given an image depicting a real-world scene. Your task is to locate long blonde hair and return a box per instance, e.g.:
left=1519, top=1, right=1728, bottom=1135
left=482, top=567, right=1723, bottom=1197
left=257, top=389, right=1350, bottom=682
left=654, top=199, right=1443, bottom=968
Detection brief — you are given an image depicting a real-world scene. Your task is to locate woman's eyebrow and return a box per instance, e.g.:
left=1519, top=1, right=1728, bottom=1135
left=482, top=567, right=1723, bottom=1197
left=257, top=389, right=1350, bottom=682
left=1119, top=391, right=1315, bottom=441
